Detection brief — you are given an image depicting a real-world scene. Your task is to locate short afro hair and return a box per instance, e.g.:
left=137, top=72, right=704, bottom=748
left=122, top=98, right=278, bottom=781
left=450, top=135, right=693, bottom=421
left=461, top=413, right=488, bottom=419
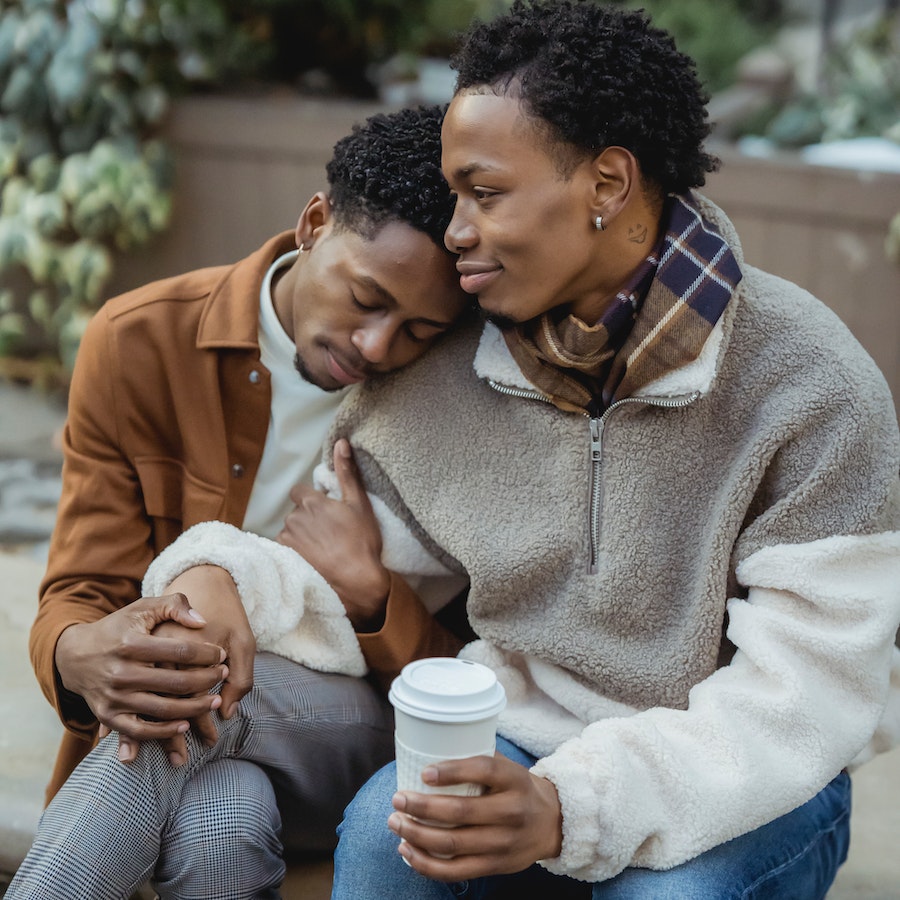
left=326, top=104, right=455, bottom=254
left=451, top=0, right=719, bottom=194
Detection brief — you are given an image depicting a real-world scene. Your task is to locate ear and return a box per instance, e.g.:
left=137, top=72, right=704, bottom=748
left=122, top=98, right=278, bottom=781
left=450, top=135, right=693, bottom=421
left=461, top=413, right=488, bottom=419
left=294, top=191, right=334, bottom=249
left=587, top=147, right=640, bottom=227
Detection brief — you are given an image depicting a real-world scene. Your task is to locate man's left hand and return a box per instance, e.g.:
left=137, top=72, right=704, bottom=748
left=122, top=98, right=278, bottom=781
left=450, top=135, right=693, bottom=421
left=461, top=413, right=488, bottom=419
left=278, top=438, right=391, bottom=631
left=387, top=754, right=564, bottom=881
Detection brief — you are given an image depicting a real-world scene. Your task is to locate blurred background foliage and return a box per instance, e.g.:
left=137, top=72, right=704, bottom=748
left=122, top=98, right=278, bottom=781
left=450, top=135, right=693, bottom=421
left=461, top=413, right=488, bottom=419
left=0, top=0, right=786, bottom=383
left=737, top=9, right=900, bottom=148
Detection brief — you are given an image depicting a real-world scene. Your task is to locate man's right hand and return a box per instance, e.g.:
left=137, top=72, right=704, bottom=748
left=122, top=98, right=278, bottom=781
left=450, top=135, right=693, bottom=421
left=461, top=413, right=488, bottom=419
left=149, top=564, right=257, bottom=765
left=54, top=592, right=229, bottom=751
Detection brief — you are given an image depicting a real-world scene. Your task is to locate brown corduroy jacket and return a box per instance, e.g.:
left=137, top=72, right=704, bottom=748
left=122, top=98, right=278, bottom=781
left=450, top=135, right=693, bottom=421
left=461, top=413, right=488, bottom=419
left=30, top=232, right=458, bottom=803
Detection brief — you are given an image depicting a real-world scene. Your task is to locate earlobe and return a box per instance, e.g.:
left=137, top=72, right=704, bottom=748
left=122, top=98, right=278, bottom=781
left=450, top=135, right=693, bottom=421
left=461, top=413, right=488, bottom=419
left=295, top=191, right=333, bottom=249
left=589, top=146, right=638, bottom=228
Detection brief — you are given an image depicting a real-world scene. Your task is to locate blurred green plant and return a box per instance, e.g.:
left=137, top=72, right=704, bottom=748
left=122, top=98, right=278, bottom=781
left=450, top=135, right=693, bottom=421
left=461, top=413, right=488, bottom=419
left=737, top=10, right=900, bottom=267
left=747, top=11, right=900, bottom=148
left=0, top=0, right=272, bottom=382
left=624, top=0, right=780, bottom=94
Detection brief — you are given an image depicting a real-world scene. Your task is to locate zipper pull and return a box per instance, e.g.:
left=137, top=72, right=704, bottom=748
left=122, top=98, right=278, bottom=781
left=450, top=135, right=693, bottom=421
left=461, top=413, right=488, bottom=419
left=589, top=415, right=602, bottom=461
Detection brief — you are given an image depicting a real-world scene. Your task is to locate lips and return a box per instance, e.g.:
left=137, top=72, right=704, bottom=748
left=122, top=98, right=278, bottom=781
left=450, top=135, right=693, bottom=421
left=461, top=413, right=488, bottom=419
left=456, top=261, right=501, bottom=295
left=326, top=350, right=367, bottom=386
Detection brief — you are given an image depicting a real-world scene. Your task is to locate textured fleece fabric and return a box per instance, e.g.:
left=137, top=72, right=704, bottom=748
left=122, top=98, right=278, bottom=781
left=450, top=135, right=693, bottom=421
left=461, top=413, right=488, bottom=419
left=142, top=522, right=366, bottom=677
left=148, top=196, right=900, bottom=883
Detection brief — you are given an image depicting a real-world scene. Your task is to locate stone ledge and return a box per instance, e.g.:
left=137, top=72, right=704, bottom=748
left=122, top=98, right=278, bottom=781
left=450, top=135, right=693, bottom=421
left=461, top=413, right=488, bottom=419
left=0, top=550, right=63, bottom=878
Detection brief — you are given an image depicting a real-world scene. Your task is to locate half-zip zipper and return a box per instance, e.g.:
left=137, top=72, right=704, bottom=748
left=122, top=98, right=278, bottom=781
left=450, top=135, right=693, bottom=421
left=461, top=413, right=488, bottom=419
left=486, top=379, right=553, bottom=405
left=587, top=392, right=701, bottom=573
left=489, top=378, right=700, bottom=574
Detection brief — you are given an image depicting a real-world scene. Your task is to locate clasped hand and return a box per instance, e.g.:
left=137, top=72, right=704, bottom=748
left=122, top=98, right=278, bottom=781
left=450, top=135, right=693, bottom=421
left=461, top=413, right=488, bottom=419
left=56, top=565, right=256, bottom=766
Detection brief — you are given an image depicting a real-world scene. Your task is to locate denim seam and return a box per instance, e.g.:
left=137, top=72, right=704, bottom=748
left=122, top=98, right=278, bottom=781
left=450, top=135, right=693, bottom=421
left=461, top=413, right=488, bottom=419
left=739, top=800, right=851, bottom=899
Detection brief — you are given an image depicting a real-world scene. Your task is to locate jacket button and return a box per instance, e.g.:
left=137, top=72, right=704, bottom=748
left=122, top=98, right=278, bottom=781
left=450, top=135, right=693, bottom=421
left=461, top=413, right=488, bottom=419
left=231, top=464, right=245, bottom=478
left=248, top=369, right=261, bottom=384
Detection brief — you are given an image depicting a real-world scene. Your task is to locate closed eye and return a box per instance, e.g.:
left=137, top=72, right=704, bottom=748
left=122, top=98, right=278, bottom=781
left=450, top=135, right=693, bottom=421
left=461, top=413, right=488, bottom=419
left=351, top=292, right=379, bottom=311
left=405, top=322, right=449, bottom=344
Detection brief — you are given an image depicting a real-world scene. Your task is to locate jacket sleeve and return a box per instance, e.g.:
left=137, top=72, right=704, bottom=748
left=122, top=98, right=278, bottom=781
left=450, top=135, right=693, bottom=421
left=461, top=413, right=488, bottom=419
left=529, top=376, right=900, bottom=881
left=29, top=308, right=155, bottom=738
left=357, top=575, right=469, bottom=692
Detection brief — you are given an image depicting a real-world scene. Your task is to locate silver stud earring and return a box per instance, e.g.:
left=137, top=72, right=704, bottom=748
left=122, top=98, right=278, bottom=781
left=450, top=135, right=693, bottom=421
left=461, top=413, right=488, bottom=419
left=594, top=216, right=605, bottom=231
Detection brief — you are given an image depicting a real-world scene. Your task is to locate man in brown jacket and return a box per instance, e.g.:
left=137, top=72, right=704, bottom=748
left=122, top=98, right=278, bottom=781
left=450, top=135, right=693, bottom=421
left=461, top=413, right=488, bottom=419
left=24, top=105, right=469, bottom=898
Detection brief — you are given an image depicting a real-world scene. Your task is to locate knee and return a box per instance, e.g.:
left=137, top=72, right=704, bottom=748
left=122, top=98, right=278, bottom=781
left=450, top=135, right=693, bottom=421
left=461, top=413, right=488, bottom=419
left=156, top=761, right=284, bottom=899
left=171, top=759, right=281, bottom=859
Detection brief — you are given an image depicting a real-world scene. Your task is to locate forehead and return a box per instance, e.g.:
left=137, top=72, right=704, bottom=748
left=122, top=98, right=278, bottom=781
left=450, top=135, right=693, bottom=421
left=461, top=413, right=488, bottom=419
left=338, top=221, right=465, bottom=319
left=441, top=92, right=554, bottom=177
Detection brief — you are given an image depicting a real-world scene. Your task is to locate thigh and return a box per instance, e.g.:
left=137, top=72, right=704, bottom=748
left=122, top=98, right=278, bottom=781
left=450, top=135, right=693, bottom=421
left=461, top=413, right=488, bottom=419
left=333, top=759, right=447, bottom=899
left=239, top=652, right=395, bottom=853
left=595, top=772, right=852, bottom=900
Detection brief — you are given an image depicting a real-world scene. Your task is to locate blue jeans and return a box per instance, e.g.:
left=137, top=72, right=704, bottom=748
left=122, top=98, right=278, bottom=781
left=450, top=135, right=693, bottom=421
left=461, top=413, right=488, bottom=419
left=331, top=736, right=851, bottom=900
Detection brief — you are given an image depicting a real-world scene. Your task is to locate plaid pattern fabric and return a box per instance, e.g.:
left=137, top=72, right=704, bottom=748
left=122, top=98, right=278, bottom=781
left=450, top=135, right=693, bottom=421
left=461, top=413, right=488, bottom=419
left=608, top=194, right=743, bottom=405
left=504, top=256, right=655, bottom=414
left=7, top=654, right=393, bottom=900
left=504, top=194, right=742, bottom=413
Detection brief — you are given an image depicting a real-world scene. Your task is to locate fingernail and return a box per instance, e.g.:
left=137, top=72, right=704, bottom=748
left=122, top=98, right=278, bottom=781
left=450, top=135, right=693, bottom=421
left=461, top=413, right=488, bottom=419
left=221, top=665, right=229, bottom=680
left=187, top=608, right=206, bottom=623
left=388, top=813, right=402, bottom=834
left=392, top=792, right=407, bottom=811
left=337, top=439, right=351, bottom=457
left=422, top=766, right=439, bottom=784
left=177, top=722, right=189, bottom=734
left=168, top=752, right=184, bottom=767
left=210, top=695, right=222, bottom=709
left=118, top=744, right=132, bottom=763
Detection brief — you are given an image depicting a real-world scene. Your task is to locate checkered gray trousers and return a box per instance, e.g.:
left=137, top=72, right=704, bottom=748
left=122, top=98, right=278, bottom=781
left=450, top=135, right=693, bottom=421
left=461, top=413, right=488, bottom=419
left=7, top=652, right=394, bottom=900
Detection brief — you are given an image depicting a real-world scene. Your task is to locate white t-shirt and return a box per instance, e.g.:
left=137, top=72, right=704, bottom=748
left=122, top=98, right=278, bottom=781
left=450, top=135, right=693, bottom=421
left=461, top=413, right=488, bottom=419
left=241, top=250, right=347, bottom=538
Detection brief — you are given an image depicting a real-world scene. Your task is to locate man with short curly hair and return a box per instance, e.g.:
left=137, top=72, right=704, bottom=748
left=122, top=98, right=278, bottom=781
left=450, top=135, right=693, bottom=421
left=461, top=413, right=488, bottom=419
left=14, top=105, right=471, bottom=899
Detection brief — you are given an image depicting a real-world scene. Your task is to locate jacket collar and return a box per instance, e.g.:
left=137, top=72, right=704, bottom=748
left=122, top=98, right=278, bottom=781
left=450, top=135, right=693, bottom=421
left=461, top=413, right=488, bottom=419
left=196, top=232, right=298, bottom=349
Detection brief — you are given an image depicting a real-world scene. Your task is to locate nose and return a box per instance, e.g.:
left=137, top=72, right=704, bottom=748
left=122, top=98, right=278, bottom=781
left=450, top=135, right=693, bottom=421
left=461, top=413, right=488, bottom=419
left=350, top=319, right=395, bottom=365
left=444, top=204, right=478, bottom=254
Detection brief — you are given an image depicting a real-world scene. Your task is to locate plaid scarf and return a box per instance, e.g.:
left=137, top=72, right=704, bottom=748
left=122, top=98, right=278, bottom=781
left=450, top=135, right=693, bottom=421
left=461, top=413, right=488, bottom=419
left=504, top=194, right=743, bottom=414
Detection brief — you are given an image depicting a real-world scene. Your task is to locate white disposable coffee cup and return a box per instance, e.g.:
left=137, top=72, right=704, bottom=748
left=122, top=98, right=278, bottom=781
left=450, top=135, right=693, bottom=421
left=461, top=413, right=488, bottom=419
left=389, top=657, right=506, bottom=797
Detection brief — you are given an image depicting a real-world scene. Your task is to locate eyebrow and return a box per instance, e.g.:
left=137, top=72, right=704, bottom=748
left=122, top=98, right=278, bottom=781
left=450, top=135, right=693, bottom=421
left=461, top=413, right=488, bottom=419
left=357, top=275, right=455, bottom=329
left=448, top=163, right=493, bottom=182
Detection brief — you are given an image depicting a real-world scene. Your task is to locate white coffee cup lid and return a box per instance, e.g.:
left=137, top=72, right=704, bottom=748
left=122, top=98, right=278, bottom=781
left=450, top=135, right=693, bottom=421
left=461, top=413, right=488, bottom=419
left=389, top=657, right=506, bottom=722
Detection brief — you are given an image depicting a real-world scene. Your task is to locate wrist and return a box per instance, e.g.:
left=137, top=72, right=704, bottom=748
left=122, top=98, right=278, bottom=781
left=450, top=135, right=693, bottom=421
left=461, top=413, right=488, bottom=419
left=535, top=775, right=564, bottom=860
left=340, top=566, right=391, bottom=633
left=55, top=622, right=86, bottom=693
